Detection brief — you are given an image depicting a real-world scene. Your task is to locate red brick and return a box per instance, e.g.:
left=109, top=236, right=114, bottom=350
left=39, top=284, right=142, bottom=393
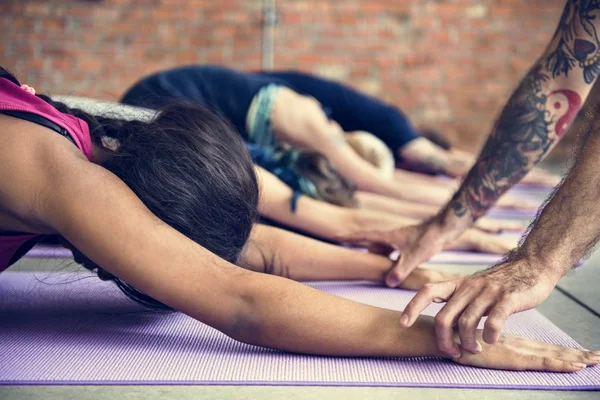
left=1, top=0, right=573, bottom=153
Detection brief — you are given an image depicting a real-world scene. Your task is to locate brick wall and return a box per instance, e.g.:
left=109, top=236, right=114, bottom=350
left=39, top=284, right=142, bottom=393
left=1, top=0, right=569, bottom=156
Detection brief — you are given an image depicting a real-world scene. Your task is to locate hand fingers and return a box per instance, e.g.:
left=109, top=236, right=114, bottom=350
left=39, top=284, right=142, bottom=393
left=401, top=280, right=457, bottom=327
left=20, top=84, right=36, bottom=95
left=528, top=340, right=600, bottom=364
left=482, top=300, right=514, bottom=344
left=435, top=288, right=481, bottom=357
left=500, top=220, right=526, bottom=232
left=457, top=294, right=496, bottom=353
left=385, top=251, right=424, bottom=287
left=520, top=354, right=587, bottom=372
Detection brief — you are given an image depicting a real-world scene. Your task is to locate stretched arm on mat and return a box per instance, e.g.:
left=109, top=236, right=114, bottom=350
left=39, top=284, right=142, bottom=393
left=337, top=1, right=600, bottom=289
left=1, top=117, right=596, bottom=372
left=256, top=167, right=516, bottom=254
left=242, top=224, right=460, bottom=291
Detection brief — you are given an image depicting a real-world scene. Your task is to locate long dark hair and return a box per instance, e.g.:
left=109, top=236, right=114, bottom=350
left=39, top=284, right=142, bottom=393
left=1, top=67, right=259, bottom=309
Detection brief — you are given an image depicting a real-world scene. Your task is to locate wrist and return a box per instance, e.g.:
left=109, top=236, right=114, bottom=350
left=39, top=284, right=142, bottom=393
left=507, top=245, right=569, bottom=285
left=399, top=315, right=451, bottom=358
left=430, top=206, right=473, bottom=242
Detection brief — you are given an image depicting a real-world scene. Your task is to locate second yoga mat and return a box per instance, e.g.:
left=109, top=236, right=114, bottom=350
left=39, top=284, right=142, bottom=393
left=1, top=272, right=598, bottom=389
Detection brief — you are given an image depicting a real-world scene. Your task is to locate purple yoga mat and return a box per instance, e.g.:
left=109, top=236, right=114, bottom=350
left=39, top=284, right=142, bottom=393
left=24, top=245, right=72, bottom=259
left=1, top=272, right=598, bottom=389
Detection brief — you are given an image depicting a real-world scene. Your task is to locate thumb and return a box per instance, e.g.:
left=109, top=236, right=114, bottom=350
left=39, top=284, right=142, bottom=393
left=385, top=252, right=422, bottom=287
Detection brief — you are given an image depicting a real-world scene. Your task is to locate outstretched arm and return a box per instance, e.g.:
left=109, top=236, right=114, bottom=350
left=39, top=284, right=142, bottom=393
left=256, top=167, right=515, bottom=254
left=1, top=116, right=596, bottom=370
left=242, top=224, right=460, bottom=291
left=270, top=88, right=460, bottom=206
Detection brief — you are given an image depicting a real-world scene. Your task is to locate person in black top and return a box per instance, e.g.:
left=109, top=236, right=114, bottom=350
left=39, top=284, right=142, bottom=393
left=122, top=65, right=470, bottom=175
left=122, top=65, right=555, bottom=206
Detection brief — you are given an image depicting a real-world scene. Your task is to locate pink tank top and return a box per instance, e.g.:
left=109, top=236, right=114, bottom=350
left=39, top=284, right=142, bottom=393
left=0, top=77, right=93, bottom=271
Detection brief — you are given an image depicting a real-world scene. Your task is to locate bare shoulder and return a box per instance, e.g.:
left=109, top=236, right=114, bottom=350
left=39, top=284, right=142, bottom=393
left=0, top=114, right=89, bottom=233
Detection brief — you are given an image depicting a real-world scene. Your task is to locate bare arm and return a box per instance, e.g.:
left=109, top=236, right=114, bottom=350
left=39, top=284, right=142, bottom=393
left=0, top=117, right=444, bottom=357
left=242, top=224, right=460, bottom=290
left=256, top=167, right=514, bottom=253
left=256, top=166, right=417, bottom=238
left=270, top=88, right=456, bottom=205
left=440, top=1, right=600, bottom=235
left=355, top=191, right=524, bottom=233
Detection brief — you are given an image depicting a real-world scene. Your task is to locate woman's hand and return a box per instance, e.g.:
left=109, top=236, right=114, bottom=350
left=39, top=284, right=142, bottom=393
left=454, top=332, right=599, bottom=372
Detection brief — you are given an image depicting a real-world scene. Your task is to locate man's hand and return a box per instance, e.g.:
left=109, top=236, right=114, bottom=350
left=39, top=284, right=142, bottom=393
left=400, top=259, right=559, bottom=358
left=339, top=220, right=460, bottom=287
left=339, top=217, right=516, bottom=287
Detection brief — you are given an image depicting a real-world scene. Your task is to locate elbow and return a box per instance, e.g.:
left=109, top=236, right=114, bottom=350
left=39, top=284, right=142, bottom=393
left=215, top=275, right=272, bottom=347
left=217, top=288, right=263, bottom=345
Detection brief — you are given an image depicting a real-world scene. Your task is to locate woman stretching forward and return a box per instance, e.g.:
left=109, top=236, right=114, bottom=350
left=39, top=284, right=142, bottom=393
left=0, top=69, right=596, bottom=372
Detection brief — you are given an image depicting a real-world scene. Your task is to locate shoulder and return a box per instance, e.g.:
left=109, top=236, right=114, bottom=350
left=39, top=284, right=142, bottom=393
left=0, top=114, right=90, bottom=232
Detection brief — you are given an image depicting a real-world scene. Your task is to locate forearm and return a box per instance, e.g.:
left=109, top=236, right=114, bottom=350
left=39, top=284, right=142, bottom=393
left=339, top=161, right=451, bottom=206
left=394, top=168, right=458, bottom=190
left=236, top=272, right=444, bottom=357
left=257, top=166, right=358, bottom=239
left=437, top=3, right=600, bottom=234
left=243, top=224, right=390, bottom=282
left=514, top=125, right=600, bottom=278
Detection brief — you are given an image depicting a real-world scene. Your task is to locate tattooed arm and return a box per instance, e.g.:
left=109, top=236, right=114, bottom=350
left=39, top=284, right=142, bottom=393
left=446, top=0, right=600, bottom=227
left=339, top=1, right=600, bottom=287
left=401, top=97, right=600, bottom=358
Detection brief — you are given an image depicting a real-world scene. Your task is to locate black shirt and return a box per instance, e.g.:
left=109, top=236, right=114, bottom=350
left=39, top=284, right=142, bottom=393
left=121, top=65, right=418, bottom=151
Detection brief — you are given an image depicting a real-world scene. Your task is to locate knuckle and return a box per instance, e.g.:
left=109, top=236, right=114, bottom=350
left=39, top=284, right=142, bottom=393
left=485, top=318, right=503, bottom=332
left=434, top=314, right=452, bottom=330
left=440, top=344, right=454, bottom=354
left=458, top=315, right=475, bottom=330
left=499, top=293, right=514, bottom=303
left=421, top=283, right=436, bottom=294
left=542, top=357, right=554, bottom=367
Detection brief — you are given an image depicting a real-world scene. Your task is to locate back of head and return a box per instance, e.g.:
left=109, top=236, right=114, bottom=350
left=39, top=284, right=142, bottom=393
left=294, top=151, right=357, bottom=208
left=1, top=67, right=259, bottom=308
left=100, top=102, right=259, bottom=263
